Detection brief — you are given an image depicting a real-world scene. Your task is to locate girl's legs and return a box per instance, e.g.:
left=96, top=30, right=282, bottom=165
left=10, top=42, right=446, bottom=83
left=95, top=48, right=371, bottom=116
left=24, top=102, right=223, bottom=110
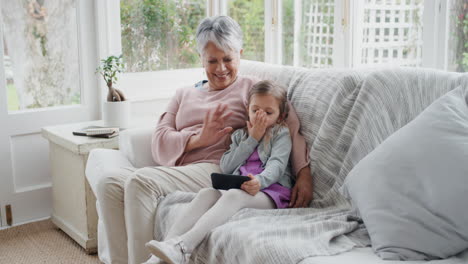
left=165, top=188, right=222, bottom=240
left=180, top=189, right=275, bottom=252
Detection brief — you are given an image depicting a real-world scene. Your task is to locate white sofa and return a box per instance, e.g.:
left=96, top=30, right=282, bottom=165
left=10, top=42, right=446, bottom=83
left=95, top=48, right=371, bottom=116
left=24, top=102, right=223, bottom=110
left=86, top=60, right=468, bottom=263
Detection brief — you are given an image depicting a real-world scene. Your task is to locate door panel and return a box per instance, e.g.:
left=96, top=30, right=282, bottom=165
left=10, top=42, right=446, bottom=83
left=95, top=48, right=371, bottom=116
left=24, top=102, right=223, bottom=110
left=0, top=0, right=98, bottom=227
left=10, top=133, right=51, bottom=191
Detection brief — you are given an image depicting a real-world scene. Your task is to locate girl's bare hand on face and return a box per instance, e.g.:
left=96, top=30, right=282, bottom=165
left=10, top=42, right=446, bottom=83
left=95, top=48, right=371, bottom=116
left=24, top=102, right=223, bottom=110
left=247, top=110, right=268, bottom=141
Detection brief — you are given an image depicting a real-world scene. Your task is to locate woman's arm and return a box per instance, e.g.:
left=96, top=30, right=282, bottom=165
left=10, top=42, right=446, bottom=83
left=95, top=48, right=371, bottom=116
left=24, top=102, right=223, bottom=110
left=289, top=166, right=313, bottom=208
left=285, top=103, right=314, bottom=207
left=152, top=93, right=234, bottom=166
left=220, top=129, right=258, bottom=174
left=151, top=110, right=197, bottom=167
left=285, top=103, right=310, bottom=175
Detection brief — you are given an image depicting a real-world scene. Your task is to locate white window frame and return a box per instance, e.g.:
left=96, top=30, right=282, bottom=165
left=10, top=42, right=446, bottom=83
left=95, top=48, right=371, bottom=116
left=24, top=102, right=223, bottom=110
left=335, top=0, right=352, bottom=67
left=96, top=0, right=206, bottom=102
left=96, top=0, right=286, bottom=101
left=96, top=0, right=450, bottom=102
left=265, top=0, right=348, bottom=67
left=421, top=0, right=450, bottom=69
left=264, top=0, right=281, bottom=64
left=348, top=0, right=448, bottom=69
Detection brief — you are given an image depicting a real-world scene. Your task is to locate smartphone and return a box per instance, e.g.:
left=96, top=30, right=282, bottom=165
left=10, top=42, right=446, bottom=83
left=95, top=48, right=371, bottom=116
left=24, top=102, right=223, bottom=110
left=210, top=173, right=251, bottom=190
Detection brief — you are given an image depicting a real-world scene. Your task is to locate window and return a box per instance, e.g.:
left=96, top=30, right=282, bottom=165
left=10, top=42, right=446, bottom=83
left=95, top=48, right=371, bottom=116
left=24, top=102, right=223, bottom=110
left=296, top=0, right=335, bottom=68
left=447, top=0, right=468, bottom=72
left=120, top=0, right=206, bottom=72
left=227, top=0, right=265, bottom=61
left=281, top=0, right=295, bottom=66
left=99, top=0, right=461, bottom=101
left=354, top=0, right=424, bottom=67
left=1, top=0, right=80, bottom=111
left=282, top=0, right=336, bottom=67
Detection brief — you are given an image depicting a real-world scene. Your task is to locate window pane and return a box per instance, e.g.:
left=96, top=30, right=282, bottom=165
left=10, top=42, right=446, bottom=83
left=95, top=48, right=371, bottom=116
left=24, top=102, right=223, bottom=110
left=358, top=0, right=424, bottom=66
left=282, top=0, right=294, bottom=66
left=1, top=0, right=80, bottom=111
left=282, top=0, right=335, bottom=68
left=121, top=0, right=206, bottom=72
left=227, top=0, right=264, bottom=62
left=3, top=39, right=18, bottom=111
left=447, top=0, right=467, bottom=72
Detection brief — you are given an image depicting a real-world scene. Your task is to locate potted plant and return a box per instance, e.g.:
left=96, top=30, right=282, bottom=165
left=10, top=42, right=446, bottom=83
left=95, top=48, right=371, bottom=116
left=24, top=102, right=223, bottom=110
left=96, top=55, right=131, bottom=128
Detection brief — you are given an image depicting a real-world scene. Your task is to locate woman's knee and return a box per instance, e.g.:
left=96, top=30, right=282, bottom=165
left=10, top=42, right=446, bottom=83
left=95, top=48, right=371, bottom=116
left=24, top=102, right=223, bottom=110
left=124, top=171, right=147, bottom=197
left=96, top=171, right=126, bottom=203
left=124, top=167, right=164, bottom=199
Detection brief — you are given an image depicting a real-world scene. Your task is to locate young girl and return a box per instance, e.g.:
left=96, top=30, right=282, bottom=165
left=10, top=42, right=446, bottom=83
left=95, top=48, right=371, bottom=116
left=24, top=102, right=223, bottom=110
left=145, top=80, right=293, bottom=264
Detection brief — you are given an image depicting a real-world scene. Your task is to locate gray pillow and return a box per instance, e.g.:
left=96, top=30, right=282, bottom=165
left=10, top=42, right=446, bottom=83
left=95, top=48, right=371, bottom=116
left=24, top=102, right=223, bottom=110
left=341, top=85, right=468, bottom=260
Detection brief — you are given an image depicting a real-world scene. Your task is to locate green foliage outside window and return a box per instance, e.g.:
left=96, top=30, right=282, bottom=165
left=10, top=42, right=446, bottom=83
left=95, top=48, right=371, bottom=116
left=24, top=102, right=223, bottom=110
left=121, top=0, right=205, bottom=72
left=282, top=0, right=294, bottom=65
left=228, top=0, right=264, bottom=61
left=121, top=0, right=268, bottom=72
left=453, top=1, right=468, bottom=72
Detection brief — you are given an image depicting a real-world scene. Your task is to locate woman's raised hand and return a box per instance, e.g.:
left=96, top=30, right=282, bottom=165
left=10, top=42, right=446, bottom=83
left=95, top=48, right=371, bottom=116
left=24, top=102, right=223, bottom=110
left=247, top=110, right=268, bottom=142
left=187, top=104, right=233, bottom=152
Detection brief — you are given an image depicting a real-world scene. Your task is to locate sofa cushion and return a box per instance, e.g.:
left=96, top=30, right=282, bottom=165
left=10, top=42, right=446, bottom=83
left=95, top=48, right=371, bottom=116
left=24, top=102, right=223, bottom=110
left=301, top=247, right=468, bottom=264
left=341, top=85, right=468, bottom=260
left=119, top=126, right=158, bottom=168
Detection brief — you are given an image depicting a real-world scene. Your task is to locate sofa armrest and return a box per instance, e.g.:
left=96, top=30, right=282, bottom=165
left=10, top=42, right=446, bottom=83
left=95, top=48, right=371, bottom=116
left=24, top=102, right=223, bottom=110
left=119, top=126, right=158, bottom=169
left=85, top=149, right=134, bottom=195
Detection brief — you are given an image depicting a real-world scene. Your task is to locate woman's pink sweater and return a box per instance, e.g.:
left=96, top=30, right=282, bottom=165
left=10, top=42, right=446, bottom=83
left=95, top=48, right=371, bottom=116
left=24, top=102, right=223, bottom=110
left=151, top=75, right=309, bottom=176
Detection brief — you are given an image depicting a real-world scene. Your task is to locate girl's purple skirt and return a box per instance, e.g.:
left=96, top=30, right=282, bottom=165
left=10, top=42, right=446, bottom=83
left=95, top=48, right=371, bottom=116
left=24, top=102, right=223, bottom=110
left=261, top=183, right=291, bottom=209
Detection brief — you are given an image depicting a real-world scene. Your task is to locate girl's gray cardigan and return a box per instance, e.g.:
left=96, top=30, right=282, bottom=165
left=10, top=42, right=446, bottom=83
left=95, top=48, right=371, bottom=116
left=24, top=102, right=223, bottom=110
left=220, top=125, right=293, bottom=189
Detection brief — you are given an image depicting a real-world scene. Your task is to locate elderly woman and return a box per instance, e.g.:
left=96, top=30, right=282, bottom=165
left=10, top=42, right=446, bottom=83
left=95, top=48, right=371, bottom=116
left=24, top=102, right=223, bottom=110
left=97, top=15, right=313, bottom=264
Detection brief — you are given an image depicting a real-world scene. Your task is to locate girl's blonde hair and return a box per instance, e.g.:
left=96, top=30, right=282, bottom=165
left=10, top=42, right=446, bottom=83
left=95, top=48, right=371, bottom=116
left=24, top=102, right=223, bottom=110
left=246, top=80, right=289, bottom=149
left=247, top=80, right=289, bottom=126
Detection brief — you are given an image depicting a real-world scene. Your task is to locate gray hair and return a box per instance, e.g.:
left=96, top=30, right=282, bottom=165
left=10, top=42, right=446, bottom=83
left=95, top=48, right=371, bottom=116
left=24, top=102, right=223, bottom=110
left=196, top=16, right=243, bottom=55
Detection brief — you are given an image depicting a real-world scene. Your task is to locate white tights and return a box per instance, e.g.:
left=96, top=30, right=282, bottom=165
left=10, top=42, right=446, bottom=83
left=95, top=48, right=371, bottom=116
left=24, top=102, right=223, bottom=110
left=165, top=188, right=275, bottom=252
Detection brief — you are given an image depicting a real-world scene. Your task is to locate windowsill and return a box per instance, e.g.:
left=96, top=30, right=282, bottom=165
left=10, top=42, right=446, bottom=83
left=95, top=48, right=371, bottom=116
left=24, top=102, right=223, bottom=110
left=117, top=67, right=205, bottom=101
left=7, top=104, right=85, bottom=115
left=116, top=60, right=268, bottom=102
left=126, top=95, right=173, bottom=103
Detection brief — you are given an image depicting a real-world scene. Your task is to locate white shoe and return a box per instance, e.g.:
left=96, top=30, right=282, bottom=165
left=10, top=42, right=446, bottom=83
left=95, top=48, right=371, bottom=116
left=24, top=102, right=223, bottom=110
left=145, top=237, right=190, bottom=264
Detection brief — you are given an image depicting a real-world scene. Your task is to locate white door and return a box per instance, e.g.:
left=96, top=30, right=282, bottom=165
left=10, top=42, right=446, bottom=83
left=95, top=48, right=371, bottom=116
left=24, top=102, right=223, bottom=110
left=0, top=0, right=99, bottom=227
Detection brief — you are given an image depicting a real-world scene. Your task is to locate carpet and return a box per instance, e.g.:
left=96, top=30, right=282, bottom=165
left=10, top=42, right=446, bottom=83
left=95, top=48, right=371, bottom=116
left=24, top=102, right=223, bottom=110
left=0, top=219, right=100, bottom=264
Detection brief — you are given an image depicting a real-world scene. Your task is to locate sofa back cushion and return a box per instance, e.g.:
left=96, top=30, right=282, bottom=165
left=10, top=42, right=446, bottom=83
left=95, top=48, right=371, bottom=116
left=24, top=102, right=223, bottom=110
left=242, top=61, right=468, bottom=208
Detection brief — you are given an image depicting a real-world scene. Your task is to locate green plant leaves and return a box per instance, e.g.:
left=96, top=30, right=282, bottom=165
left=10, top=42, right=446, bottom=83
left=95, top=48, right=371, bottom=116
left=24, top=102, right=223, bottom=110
left=95, top=54, right=125, bottom=87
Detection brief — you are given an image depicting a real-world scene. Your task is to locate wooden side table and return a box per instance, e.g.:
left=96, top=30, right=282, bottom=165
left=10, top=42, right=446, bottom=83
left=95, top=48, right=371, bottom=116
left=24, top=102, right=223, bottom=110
left=41, top=121, right=119, bottom=254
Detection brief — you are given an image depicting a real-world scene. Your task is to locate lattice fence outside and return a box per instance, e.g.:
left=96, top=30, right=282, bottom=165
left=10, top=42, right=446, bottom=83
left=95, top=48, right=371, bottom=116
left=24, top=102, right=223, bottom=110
left=358, top=0, right=424, bottom=66
left=302, top=0, right=335, bottom=68
left=300, top=0, right=424, bottom=68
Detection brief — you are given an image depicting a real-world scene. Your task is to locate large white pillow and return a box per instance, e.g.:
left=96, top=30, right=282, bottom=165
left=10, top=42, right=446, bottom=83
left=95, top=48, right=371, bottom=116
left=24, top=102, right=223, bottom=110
left=341, top=85, right=468, bottom=260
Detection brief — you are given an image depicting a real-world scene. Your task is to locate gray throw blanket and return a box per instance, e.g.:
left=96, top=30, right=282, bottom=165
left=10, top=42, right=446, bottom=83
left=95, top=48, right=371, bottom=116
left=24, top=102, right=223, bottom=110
left=154, top=63, right=467, bottom=263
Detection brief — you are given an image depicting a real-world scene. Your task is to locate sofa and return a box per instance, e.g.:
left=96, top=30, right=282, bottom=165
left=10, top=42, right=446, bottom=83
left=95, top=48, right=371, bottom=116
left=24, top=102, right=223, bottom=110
left=86, top=60, right=468, bottom=263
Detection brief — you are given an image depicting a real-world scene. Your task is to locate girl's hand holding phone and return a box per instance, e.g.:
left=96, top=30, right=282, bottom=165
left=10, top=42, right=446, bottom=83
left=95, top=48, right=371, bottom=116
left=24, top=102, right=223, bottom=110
left=241, top=174, right=261, bottom=196
left=247, top=110, right=268, bottom=142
